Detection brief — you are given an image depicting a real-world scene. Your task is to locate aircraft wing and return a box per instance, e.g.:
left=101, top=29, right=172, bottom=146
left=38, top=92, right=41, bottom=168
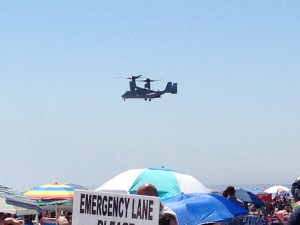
left=146, top=92, right=163, bottom=98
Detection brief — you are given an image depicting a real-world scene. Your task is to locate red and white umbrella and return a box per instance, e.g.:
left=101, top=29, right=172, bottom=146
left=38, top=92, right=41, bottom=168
left=264, top=185, right=290, bottom=195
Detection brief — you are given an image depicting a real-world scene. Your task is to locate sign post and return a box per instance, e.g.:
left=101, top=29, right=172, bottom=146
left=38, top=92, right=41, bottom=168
left=72, top=190, right=160, bottom=225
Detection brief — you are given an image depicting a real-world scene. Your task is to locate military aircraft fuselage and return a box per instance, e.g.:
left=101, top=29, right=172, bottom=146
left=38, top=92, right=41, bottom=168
left=121, top=77, right=177, bottom=101
left=122, top=87, right=165, bottom=101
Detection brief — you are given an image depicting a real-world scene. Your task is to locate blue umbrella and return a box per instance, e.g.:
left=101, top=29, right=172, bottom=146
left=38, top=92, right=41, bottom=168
left=252, top=189, right=267, bottom=195
left=235, top=188, right=265, bottom=206
left=163, top=193, right=248, bottom=225
left=65, top=183, right=87, bottom=190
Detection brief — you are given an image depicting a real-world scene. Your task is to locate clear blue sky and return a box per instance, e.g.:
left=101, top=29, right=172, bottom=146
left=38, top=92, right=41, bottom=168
left=1, top=1, right=299, bottom=191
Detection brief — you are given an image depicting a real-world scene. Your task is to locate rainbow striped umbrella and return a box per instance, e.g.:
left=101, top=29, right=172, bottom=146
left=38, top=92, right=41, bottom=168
left=24, top=182, right=74, bottom=201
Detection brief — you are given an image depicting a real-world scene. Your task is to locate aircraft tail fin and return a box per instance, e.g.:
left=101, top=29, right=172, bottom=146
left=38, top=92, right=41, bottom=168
left=164, top=82, right=177, bottom=94
left=164, top=82, right=173, bottom=93
left=171, top=83, right=177, bottom=94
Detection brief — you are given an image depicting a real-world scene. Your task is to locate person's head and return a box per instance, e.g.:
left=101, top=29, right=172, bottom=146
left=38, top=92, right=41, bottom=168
left=137, top=183, right=164, bottom=210
left=23, top=215, right=32, bottom=222
left=66, top=211, right=72, bottom=219
left=222, top=190, right=228, bottom=198
left=226, top=186, right=236, bottom=196
left=159, top=213, right=177, bottom=225
left=136, top=183, right=159, bottom=197
left=50, top=211, right=56, bottom=218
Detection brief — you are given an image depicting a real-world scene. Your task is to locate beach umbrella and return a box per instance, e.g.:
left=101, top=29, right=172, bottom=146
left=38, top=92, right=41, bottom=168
left=65, top=183, right=87, bottom=190
left=96, top=167, right=210, bottom=201
left=0, top=186, right=42, bottom=215
left=163, top=193, right=248, bottom=225
left=252, top=189, right=267, bottom=195
left=0, top=196, right=42, bottom=215
left=252, top=189, right=273, bottom=203
left=24, top=183, right=78, bottom=225
left=264, top=185, right=290, bottom=196
left=1, top=196, right=35, bottom=214
left=235, top=188, right=265, bottom=206
left=24, top=182, right=75, bottom=201
left=37, top=199, right=73, bottom=210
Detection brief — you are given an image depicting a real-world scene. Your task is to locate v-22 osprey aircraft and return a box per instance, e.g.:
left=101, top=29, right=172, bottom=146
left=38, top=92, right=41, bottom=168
left=121, top=75, right=177, bottom=101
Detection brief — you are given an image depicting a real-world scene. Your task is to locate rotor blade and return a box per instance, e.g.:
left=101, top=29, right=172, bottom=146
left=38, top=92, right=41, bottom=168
left=126, top=75, right=143, bottom=80
left=137, top=79, right=160, bottom=82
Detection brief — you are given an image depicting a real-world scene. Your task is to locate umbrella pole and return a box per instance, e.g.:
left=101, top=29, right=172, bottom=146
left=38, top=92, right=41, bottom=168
left=36, top=212, right=39, bottom=225
left=56, top=202, right=58, bottom=225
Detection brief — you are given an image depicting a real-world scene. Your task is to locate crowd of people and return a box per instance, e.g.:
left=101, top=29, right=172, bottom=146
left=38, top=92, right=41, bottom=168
left=0, top=211, right=72, bottom=225
left=218, top=177, right=300, bottom=225
left=1, top=178, right=300, bottom=225
left=107, top=180, right=300, bottom=225
left=0, top=213, right=36, bottom=225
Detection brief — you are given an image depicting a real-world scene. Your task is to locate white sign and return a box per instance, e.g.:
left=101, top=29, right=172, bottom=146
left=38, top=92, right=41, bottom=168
left=72, top=190, right=160, bottom=225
